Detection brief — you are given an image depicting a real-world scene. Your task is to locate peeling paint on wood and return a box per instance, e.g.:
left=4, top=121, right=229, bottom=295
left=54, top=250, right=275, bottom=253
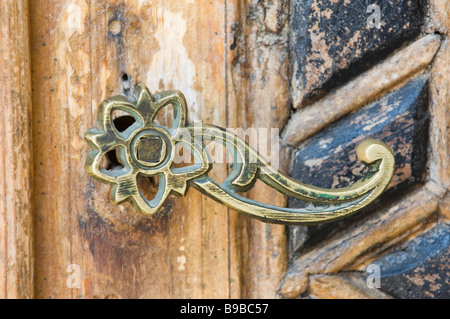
left=29, top=0, right=290, bottom=299
left=288, top=75, right=430, bottom=255
left=30, top=0, right=234, bottom=299
left=291, top=75, right=429, bottom=193
left=226, top=0, right=290, bottom=298
left=374, top=225, right=450, bottom=298
left=2, top=0, right=448, bottom=300
left=290, top=0, right=425, bottom=108
left=308, top=273, right=392, bottom=299
left=282, top=34, right=441, bottom=147
left=280, top=185, right=441, bottom=298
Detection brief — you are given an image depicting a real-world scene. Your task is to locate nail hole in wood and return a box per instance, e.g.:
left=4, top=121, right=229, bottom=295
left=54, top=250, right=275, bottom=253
left=120, top=73, right=133, bottom=97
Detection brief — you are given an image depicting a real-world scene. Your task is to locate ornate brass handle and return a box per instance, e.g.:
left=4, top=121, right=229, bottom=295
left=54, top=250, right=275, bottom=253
left=85, top=84, right=395, bottom=225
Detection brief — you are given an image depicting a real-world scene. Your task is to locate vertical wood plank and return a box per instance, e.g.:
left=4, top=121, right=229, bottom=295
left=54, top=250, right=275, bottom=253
left=30, top=0, right=235, bottom=298
left=0, top=0, right=34, bottom=298
left=429, top=0, right=450, bottom=189
left=226, top=0, right=289, bottom=298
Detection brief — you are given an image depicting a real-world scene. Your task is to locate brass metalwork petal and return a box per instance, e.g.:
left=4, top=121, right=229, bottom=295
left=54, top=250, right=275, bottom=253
left=150, top=90, right=187, bottom=136
left=130, top=172, right=170, bottom=216
left=168, top=139, right=212, bottom=196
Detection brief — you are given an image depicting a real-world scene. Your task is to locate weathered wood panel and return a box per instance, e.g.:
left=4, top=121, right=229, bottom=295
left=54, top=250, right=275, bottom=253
left=373, top=224, right=450, bottom=298
left=282, top=35, right=441, bottom=147
left=288, top=75, right=430, bottom=255
left=308, top=273, right=391, bottom=299
left=225, top=0, right=290, bottom=298
left=30, top=0, right=227, bottom=299
left=290, top=0, right=425, bottom=108
left=280, top=183, right=443, bottom=298
left=279, top=0, right=449, bottom=299
left=0, top=0, right=34, bottom=299
left=30, top=0, right=289, bottom=298
left=429, top=38, right=450, bottom=189
left=291, top=75, right=429, bottom=194
left=2, top=0, right=445, bottom=299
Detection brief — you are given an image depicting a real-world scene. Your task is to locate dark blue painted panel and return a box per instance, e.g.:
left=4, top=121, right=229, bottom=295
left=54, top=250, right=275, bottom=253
left=291, top=0, right=425, bottom=105
left=288, top=75, right=429, bottom=255
left=375, top=225, right=450, bottom=299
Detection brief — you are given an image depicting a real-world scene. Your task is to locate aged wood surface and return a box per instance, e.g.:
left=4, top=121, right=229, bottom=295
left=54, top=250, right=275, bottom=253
left=30, top=0, right=289, bottom=298
left=290, top=0, right=425, bottom=108
left=429, top=0, right=450, bottom=227
left=0, top=0, right=34, bottom=298
left=289, top=74, right=429, bottom=195
left=371, top=223, right=450, bottom=298
left=287, top=74, right=431, bottom=256
left=0, top=0, right=447, bottom=299
left=225, top=0, right=290, bottom=297
left=282, top=34, right=441, bottom=147
left=279, top=0, right=449, bottom=299
left=279, top=183, right=444, bottom=298
left=429, top=38, right=450, bottom=189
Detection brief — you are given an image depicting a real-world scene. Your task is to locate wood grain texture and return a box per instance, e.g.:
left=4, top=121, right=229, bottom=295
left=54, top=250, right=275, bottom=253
left=30, top=0, right=289, bottom=298
left=0, top=0, right=34, bottom=299
left=287, top=75, right=430, bottom=256
left=225, top=0, right=290, bottom=298
left=9, top=0, right=446, bottom=299
left=429, top=38, right=450, bottom=190
left=282, top=34, right=441, bottom=147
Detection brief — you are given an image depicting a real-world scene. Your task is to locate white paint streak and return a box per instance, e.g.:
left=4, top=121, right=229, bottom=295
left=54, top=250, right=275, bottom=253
left=318, top=138, right=333, bottom=148
left=146, top=7, right=199, bottom=120
left=304, top=158, right=324, bottom=167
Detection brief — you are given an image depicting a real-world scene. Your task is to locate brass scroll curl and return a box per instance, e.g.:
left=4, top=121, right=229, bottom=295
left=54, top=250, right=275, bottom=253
left=85, top=84, right=395, bottom=225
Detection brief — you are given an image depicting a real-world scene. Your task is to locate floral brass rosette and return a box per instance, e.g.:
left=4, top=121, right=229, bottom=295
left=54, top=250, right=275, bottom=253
left=85, top=84, right=210, bottom=215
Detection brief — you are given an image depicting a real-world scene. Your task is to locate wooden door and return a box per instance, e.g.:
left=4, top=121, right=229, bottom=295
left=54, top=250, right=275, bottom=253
left=1, top=0, right=448, bottom=299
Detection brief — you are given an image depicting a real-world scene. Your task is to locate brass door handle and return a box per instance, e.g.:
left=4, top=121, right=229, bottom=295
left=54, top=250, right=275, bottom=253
left=85, top=84, right=395, bottom=225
